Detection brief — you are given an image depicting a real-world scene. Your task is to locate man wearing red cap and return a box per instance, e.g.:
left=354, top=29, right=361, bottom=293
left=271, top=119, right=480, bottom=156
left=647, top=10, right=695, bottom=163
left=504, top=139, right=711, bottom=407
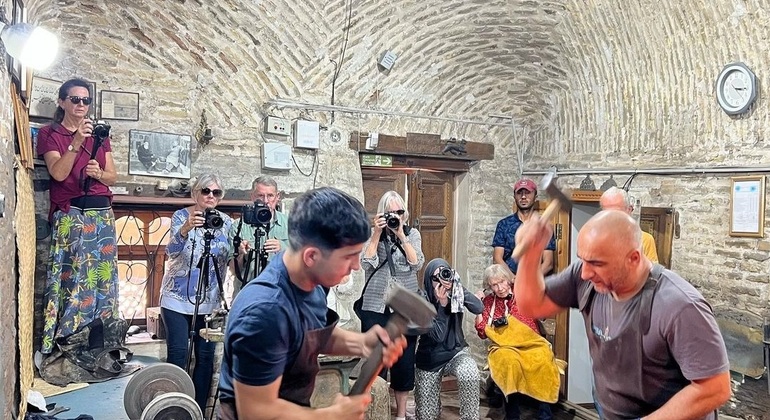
left=492, top=178, right=555, bottom=276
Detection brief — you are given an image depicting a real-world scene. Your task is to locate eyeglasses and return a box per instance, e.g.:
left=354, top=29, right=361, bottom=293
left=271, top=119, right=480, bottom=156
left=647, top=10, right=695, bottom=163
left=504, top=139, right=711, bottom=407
left=66, top=96, right=92, bottom=105
left=200, top=187, right=223, bottom=198
left=390, top=209, right=406, bottom=215
left=255, top=193, right=276, bottom=200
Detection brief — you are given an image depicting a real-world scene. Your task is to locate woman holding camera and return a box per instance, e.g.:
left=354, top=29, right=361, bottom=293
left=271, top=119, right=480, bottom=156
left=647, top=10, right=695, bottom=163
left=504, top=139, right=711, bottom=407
left=359, top=190, right=424, bottom=420
left=414, top=258, right=482, bottom=420
left=37, top=78, right=119, bottom=357
left=474, top=264, right=555, bottom=420
left=161, top=173, right=241, bottom=413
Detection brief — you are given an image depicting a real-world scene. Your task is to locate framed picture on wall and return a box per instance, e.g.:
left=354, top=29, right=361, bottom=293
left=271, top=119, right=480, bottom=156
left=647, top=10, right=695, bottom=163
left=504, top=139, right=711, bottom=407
left=99, top=90, right=139, bottom=121
left=128, top=129, right=192, bottom=179
left=729, top=175, right=766, bottom=237
left=28, top=77, right=62, bottom=119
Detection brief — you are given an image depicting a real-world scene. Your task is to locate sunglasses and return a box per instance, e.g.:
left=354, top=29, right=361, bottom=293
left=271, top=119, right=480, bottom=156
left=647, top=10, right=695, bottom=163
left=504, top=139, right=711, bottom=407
left=390, top=209, right=406, bottom=215
left=66, top=96, right=93, bottom=105
left=200, top=187, right=223, bottom=198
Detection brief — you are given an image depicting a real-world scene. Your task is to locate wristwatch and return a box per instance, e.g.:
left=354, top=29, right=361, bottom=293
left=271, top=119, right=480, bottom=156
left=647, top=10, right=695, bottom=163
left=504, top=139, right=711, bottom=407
left=66, top=144, right=78, bottom=153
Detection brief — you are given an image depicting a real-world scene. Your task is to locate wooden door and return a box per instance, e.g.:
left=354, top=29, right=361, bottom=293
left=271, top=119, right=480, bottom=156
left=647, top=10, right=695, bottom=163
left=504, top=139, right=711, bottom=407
left=361, top=169, right=407, bottom=217
left=408, top=171, right=455, bottom=284
left=640, top=206, right=675, bottom=268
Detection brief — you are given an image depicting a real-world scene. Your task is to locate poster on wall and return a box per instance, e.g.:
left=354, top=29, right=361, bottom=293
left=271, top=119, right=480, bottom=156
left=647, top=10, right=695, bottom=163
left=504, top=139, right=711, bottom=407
left=29, top=77, right=61, bottom=119
left=128, top=129, right=192, bottom=179
left=729, top=175, right=766, bottom=238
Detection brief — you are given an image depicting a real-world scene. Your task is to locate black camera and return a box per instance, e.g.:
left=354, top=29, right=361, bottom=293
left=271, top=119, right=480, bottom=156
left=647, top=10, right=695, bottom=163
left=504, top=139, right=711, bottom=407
left=492, top=317, right=508, bottom=328
left=437, top=266, right=454, bottom=282
left=242, top=199, right=272, bottom=227
left=383, top=212, right=401, bottom=229
left=92, top=120, right=111, bottom=140
left=202, top=208, right=224, bottom=229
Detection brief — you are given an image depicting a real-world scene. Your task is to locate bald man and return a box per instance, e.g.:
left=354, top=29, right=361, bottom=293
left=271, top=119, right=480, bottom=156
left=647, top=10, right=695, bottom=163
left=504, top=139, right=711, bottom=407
left=600, top=187, right=659, bottom=263
left=513, top=211, right=730, bottom=420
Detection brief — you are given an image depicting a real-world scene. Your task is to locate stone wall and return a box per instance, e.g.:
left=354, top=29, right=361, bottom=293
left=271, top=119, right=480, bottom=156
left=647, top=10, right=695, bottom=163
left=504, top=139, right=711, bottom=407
left=6, top=0, right=769, bottom=418
left=0, top=2, right=20, bottom=417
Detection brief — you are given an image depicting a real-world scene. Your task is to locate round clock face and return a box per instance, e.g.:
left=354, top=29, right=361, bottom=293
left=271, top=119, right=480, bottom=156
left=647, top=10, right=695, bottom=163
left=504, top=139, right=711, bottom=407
left=716, top=63, right=757, bottom=115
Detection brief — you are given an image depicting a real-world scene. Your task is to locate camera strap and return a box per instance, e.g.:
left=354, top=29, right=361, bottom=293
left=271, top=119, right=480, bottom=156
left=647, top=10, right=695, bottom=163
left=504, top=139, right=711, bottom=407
left=488, top=296, right=511, bottom=326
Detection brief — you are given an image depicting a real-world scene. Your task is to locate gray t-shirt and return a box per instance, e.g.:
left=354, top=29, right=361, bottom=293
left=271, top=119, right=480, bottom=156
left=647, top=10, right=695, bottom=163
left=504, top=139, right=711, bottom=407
left=545, top=262, right=729, bottom=418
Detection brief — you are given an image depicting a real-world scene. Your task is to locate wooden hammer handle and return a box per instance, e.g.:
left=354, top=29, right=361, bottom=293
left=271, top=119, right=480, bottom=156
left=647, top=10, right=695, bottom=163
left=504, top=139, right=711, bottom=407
left=511, top=200, right=561, bottom=260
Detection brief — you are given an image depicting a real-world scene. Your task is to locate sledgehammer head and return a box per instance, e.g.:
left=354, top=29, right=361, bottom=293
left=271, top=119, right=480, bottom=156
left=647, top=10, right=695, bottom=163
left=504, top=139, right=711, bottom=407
left=386, top=284, right=436, bottom=329
left=540, top=171, right=573, bottom=214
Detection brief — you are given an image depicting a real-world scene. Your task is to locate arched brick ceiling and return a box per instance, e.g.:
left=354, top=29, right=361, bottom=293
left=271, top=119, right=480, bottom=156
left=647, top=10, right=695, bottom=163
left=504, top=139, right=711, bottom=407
left=27, top=0, right=571, bottom=128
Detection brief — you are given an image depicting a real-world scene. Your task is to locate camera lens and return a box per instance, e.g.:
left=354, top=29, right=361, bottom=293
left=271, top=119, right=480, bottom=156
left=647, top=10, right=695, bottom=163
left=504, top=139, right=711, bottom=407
left=203, top=209, right=224, bottom=229
left=439, top=267, right=453, bottom=281
left=384, top=212, right=400, bottom=229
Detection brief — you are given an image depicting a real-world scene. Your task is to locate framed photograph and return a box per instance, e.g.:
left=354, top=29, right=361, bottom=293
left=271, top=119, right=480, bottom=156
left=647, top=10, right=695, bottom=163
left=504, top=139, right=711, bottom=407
left=128, top=129, right=192, bottom=179
left=99, top=90, right=139, bottom=121
left=29, top=77, right=62, bottom=119
left=729, top=175, right=766, bottom=237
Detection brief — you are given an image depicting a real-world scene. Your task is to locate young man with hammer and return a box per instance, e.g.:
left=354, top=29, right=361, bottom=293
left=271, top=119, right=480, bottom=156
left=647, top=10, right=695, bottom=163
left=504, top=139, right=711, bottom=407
left=492, top=178, right=556, bottom=276
left=217, top=187, right=406, bottom=420
left=514, top=210, right=731, bottom=419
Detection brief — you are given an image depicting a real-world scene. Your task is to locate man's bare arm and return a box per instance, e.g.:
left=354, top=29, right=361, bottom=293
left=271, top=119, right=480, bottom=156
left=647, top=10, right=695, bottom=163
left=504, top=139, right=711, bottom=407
left=234, top=377, right=370, bottom=420
left=643, top=371, right=731, bottom=420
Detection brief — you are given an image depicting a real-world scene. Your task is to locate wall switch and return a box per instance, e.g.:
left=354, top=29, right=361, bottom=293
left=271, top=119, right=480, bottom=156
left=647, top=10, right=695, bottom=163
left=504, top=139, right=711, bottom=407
left=265, top=116, right=291, bottom=136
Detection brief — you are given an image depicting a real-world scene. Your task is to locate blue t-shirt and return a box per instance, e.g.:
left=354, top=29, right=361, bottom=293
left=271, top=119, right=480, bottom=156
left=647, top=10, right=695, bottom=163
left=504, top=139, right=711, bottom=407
left=218, top=252, right=328, bottom=402
left=492, top=213, right=556, bottom=274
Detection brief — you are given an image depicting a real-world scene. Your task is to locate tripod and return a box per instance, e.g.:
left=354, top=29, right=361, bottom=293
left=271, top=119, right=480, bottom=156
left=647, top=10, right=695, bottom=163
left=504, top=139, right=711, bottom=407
left=235, top=223, right=271, bottom=286
left=185, top=229, right=226, bottom=374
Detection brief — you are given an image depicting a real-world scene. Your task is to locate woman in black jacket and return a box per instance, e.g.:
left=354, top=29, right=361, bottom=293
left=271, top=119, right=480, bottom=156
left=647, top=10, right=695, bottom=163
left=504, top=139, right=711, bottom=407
left=414, top=258, right=483, bottom=420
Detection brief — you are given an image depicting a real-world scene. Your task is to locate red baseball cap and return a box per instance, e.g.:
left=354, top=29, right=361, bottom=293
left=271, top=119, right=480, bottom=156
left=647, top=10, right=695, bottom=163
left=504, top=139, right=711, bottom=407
left=513, top=178, right=537, bottom=193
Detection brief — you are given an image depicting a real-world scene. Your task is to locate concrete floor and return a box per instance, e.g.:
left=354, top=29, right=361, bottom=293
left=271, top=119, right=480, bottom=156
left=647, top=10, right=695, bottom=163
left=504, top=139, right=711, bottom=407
left=40, top=337, right=593, bottom=420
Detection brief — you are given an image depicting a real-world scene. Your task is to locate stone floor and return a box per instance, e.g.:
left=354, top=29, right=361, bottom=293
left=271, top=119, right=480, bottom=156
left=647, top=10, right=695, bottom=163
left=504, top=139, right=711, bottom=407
left=393, top=385, right=594, bottom=420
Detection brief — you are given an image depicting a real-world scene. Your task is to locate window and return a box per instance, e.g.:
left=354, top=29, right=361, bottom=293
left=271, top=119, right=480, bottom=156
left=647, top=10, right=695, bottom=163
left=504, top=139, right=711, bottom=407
left=114, top=210, right=172, bottom=325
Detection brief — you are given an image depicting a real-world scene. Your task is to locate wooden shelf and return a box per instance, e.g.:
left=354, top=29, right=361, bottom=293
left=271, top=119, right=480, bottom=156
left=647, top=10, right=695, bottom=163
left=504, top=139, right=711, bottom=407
left=112, top=195, right=251, bottom=213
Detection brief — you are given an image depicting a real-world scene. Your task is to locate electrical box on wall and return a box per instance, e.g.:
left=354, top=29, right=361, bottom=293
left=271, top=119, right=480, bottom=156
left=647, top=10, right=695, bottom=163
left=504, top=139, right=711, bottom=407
left=262, top=142, right=292, bottom=170
left=294, top=120, right=320, bottom=149
left=264, top=116, right=291, bottom=136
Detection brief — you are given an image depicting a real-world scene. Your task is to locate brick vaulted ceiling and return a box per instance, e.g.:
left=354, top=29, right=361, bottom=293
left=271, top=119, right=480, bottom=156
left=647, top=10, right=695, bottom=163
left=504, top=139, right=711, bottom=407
left=26, top=0, right=767, bottom=149
left=28, top=0, right=569, bottom=126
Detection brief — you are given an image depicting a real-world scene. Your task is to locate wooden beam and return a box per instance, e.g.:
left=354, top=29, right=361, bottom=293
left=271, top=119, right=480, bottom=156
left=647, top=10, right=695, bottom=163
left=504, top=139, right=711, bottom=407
left=349, top=131, right=494, bottom=161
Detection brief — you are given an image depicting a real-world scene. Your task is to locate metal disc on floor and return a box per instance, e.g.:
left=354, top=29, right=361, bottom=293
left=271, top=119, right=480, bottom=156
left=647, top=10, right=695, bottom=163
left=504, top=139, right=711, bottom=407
left=140, top=392, right=202, bottom=420
left=124, top=363, right=195, bottom=420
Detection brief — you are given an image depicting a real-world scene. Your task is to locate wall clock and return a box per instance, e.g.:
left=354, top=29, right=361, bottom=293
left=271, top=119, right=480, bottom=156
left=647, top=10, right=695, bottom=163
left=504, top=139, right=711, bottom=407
left=716, top=62, right=757, bottom=115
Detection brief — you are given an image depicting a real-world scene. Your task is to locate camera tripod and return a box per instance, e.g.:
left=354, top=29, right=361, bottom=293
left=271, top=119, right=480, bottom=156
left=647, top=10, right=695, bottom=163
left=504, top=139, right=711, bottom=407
left=244, top=223, right=271, bottom=282
left=185, top=229, right=227, bottom=374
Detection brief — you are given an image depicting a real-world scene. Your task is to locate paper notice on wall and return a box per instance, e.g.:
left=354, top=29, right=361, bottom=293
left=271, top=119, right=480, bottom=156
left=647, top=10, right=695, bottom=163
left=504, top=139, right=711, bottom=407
left=731, top=180, right=762, bottom=233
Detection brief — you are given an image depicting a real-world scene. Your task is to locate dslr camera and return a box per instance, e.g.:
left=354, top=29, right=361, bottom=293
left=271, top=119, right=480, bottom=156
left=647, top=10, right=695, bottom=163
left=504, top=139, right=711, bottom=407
left=92, top=120, right=111, bottom=141
left=437, top=266, right=454, bottom=282
left=383, top=212, right=401, bottom=229
left=242, top=199, right=272, bottom=227
left=492, top=316, right=509, bottom=328
left=202, top=208, right=224, bottom=229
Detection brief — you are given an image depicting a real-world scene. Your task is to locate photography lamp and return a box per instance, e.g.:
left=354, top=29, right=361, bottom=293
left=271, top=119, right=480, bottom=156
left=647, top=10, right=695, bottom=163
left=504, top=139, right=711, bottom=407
left=0, top=21, right=59, bottom=69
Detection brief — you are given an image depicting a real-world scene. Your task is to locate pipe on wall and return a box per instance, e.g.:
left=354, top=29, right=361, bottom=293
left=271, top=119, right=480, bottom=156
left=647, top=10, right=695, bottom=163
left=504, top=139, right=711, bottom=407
left=522, top=166, right=770, bottom=177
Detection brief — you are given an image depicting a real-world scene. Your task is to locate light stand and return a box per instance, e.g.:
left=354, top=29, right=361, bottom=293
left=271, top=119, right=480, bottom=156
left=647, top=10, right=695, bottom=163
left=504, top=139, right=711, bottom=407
left=185, top=229, right=225, bottom=374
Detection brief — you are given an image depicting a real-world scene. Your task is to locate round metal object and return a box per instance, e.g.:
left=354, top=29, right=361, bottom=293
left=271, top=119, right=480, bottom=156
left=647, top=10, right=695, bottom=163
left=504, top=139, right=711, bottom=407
left=124, top=363, right=195, bottom=420
left=140, top=392, right=202, bottom=420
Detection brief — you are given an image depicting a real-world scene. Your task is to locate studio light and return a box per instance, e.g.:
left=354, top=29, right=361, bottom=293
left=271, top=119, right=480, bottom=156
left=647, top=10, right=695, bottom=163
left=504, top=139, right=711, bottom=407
left=0, top=22, right=59, bottom=70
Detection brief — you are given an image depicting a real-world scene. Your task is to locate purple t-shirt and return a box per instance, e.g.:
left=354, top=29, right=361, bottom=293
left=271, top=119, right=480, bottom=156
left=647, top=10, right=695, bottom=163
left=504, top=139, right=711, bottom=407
left=37, top=122, right=113, bottom=217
